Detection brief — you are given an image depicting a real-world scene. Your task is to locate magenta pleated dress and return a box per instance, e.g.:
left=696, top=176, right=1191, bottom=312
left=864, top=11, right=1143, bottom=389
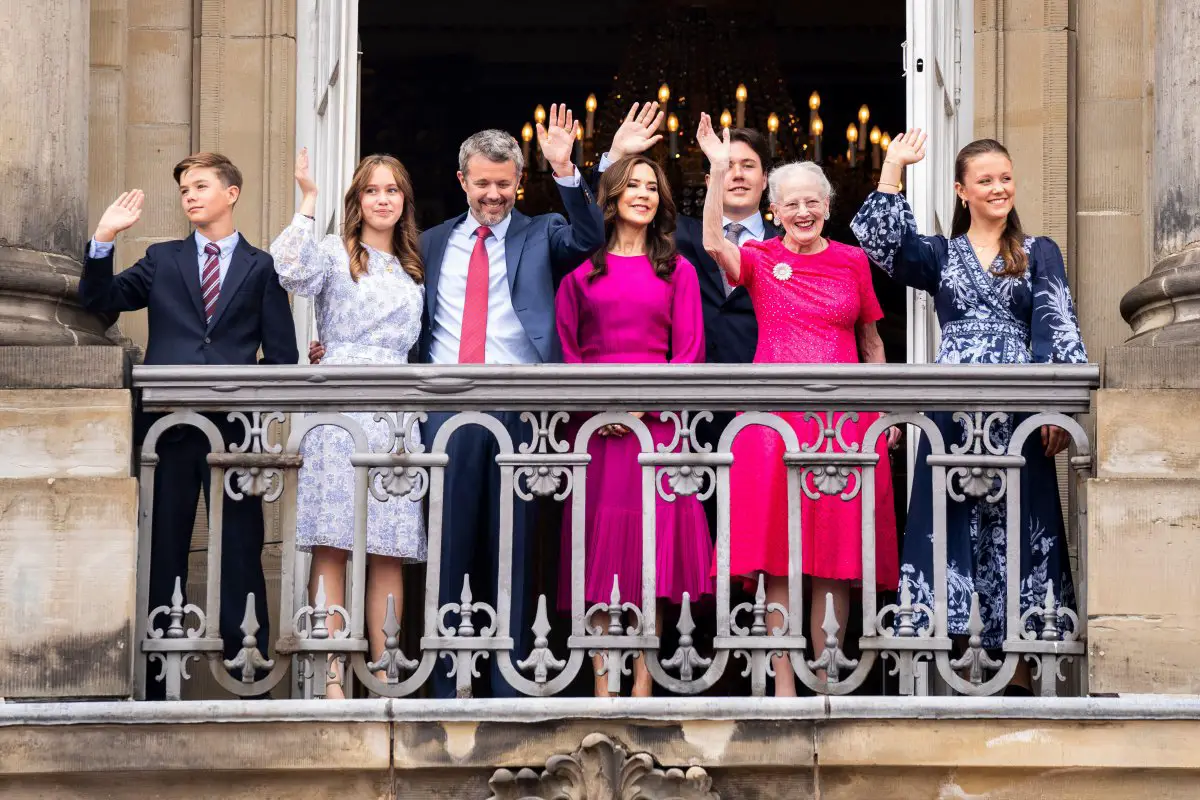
left=555, top=253, right=714, bottom=610
left=727, top=238, right=900, bottom=590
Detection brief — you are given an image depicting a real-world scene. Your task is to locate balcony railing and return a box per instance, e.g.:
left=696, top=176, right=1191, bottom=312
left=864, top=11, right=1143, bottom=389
left=132, top=363, right=1099, bottom=701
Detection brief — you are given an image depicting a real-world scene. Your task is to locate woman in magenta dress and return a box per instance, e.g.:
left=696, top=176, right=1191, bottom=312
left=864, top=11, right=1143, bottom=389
left=698, top=115, right=900, bottom=696
left=555, top=154, right=713, bottom=698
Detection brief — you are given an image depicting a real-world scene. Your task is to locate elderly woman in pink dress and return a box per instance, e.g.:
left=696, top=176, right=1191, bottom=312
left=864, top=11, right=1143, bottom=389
left=697, top=115, right=900, bottom=697
left=555, top=154, right=713, bottom=698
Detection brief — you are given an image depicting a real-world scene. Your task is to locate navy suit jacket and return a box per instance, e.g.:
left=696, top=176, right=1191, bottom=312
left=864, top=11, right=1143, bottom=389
left=418, top=180, right=604, bottom=363
left=674, top=214, right=781, bottom=365
left=79, top=234, right=298, bottom=367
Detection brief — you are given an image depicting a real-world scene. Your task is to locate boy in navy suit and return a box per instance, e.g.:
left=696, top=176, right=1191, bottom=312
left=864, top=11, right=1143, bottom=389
left=81, top=153, right=298, bottom=698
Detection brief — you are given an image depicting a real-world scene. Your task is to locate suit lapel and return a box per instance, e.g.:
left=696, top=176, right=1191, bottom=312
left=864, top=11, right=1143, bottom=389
left=503, top=211, right=531, bottom=294
left=423, top=214, right=462, bottom=320
left=207, top=236, right=255, bottom=332
left=176, top=237, right=207, bottom=324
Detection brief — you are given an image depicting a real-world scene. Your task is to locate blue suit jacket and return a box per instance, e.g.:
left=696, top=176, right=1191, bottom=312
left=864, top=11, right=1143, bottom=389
left=418, top=180, right=604, bottom=363
left=674, top=214, right=781, bottom=365
left=79, top=234, right=299, bottom=367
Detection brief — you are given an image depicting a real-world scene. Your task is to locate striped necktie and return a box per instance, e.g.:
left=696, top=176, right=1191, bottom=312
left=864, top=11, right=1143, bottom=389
left=201, top=242, right=221, bottom=323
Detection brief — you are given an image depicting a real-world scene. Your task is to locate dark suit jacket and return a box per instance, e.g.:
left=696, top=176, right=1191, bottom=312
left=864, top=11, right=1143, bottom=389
left=674, top=214, right=781, bottom=365
left=418, top=180, right=604, bottom=363
left=79, top=233, right=299, bottom=367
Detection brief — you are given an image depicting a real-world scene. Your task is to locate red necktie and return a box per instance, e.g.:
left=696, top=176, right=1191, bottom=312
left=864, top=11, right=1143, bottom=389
left=458, top=226, right=492, bottom=363
left=201, top=241, right=221, bottom=323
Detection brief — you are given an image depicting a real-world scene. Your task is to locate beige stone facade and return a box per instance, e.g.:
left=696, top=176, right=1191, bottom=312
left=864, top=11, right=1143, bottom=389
left=0, top=0, right=1197, bottom=791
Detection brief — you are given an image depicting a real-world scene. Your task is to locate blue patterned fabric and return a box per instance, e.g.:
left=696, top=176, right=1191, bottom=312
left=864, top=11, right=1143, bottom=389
left=851, top=192, right=1087, bottom=647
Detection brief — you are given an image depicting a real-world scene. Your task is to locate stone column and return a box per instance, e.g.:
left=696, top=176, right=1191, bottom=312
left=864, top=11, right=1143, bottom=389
left=0, top=0, right=107, bottom=345
left=1120, top=0, right=1200, bottom=344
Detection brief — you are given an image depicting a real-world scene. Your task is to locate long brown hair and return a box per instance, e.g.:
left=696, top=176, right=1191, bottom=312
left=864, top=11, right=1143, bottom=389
left=342, top=154, right=423, bottom=283
left=589, top=155, right=678, bottom=282
left=951, top=139, right=1028, bottom=278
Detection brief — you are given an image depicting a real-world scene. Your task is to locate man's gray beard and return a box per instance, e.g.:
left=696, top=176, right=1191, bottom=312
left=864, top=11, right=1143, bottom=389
left=471, top=202, right=513, bottom=226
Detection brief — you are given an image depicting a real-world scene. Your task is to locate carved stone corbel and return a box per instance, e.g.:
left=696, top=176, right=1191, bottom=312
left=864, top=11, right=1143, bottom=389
left=486, top=733, right=719, bottom=800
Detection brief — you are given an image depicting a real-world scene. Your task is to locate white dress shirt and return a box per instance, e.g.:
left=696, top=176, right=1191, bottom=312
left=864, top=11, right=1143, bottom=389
left=89, top=230, right=241, bottom=286
left=428, top=172, right=581, bottom=365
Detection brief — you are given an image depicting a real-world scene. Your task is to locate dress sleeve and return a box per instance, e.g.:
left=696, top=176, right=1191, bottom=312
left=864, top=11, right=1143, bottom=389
left=731, top=239, right=769, bottom=289
left=854, top=248, right=885, bottom=326
left=669, top=257, right=706, bottom=364
left=849, top=191, right=946, bottom=294
left=554, top=268, right=585, bottom=364
left=269, top=213, right=331, bottom=297
left=1030, top=238, right=1088, bottom=364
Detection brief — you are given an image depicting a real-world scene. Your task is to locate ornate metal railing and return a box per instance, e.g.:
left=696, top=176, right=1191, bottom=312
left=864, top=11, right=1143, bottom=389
left=132, top=363, right=1098, bottom=700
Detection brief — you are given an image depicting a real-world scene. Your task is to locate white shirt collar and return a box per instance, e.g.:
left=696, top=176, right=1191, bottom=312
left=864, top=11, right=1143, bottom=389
left=723, top=212, right=765, bottom=240
left=194, top=229, right=241, bottom=257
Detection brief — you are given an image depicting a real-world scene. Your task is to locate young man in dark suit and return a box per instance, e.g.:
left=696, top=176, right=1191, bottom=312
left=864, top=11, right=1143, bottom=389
left=81, top=153, right=298, bottom=698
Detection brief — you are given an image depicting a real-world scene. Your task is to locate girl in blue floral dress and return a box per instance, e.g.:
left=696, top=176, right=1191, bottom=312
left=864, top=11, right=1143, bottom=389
left=850, top=132, right=1088, bottom=690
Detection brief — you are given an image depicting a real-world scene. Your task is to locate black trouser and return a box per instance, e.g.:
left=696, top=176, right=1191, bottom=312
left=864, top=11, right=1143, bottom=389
left=141, top=415, right=269, bottom=699
left=425, top=411, right=536, bottom=699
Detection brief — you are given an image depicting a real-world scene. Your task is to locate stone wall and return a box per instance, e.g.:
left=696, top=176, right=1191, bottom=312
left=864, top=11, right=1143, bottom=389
left=3, top=699, right=1200, bottom=798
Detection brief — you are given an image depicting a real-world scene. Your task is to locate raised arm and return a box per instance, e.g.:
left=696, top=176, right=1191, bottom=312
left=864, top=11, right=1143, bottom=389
left=269, top=147, right=329, bottom=297
left=540, top=103, right=605, bottom=271
left=80, top=190, right=156, bottom=313
left=697, top=113, right=741, bottom=283
left=848, top=129, right=945, bottom=294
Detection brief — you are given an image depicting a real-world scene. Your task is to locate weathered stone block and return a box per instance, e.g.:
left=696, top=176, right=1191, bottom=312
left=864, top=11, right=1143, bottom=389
left=1087, top=478, right=1200, bottom=615
left=0, top=389, right=131, bottom=479
left=1096, top=391, right=1200, bottom=479
left=127, top=0, right=192, bottom=30
left=0, top=477, right=137, bottom=698
left=1104, top=345, right=1200, bottom=389
left=0, top=347, right=129, bottom=389
left=1089, top=614, right=1200, bottom=694
left=126, top=28, right=192, bottom=126
left=1076, top=0, right=1146, bottom=101
left=1075, top=100, right=1145, bottom=214
left=1074, top=214, right=1147, bottom=357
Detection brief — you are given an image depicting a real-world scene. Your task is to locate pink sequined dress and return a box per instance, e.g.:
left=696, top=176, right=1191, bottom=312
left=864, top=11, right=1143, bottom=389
left=728, top=237, right=899, bottom=588
left=555, top=253, right=715, bottom=610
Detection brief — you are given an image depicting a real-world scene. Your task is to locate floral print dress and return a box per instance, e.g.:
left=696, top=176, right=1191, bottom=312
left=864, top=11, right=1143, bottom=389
left=270, top=214, right=427, bottom=561
left=850, top=192, right=1088, bottom=648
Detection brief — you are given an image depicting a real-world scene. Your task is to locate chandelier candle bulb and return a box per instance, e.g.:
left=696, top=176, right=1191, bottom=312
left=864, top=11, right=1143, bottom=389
left=667, top=112, right=680, bottom=158
left=767, top=112, right=780, bottom=157
left=809, top=90, right=821, bottom=126
left=858, top=104, right=870, bottom=152
left=870, top=125, right=882, bottom=169
left=720, top=108, right=732, bottom=131
left=811, top=114, right=824, bottom=163
left=736, top=83, right=748, bottom=128
left=846, top=122, right=858, bottom=167
left=658, top=83, right=670, bottom=105
left=585, top=93, right=597, bottom=138
left=521, top=122, right=533, bottom=167
left=574, top=122, right=583, bottom=165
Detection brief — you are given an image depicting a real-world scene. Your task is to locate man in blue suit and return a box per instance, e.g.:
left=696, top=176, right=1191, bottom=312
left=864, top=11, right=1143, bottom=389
left=80, top=153, right=298, bottom=699
left=422, top=107, right=604, bottom=697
